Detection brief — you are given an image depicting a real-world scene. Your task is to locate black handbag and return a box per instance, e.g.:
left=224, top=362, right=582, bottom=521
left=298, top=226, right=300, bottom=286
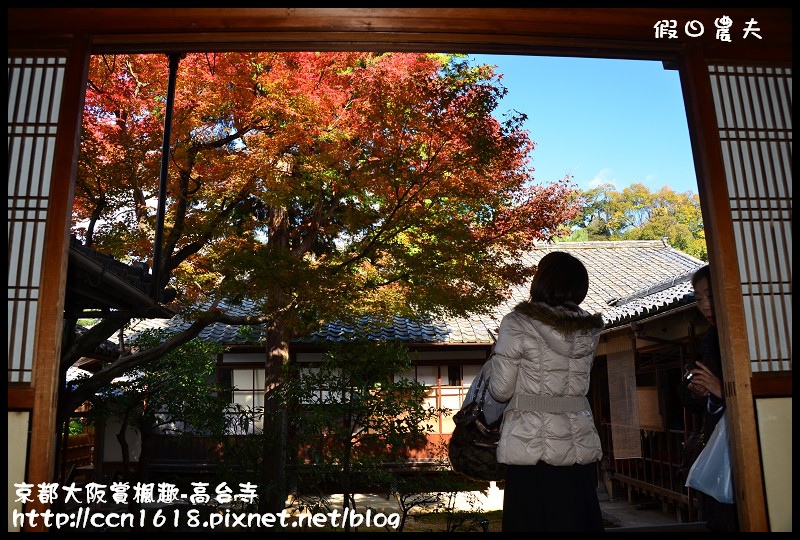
left=448, top=371, right=507, bottom=482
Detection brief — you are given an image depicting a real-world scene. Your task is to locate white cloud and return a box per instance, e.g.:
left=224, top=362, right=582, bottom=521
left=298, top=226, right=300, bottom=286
left=586, top=168, right=618, bottom=189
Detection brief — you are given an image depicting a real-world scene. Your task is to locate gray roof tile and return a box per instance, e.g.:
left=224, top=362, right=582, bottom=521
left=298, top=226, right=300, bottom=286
left=129, top=240, right=704, bottom=346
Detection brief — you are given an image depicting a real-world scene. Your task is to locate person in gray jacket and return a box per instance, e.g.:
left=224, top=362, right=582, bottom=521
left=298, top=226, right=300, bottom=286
left=488, top=251, right=605, bottom=532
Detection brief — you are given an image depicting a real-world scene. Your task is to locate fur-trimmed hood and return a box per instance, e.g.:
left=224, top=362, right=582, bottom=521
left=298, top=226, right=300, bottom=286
left=513, top=300, right=605, bottom=334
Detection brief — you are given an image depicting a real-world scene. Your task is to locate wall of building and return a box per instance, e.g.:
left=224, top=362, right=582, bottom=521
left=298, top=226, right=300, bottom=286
left=8, top=412, right=29, bottom=532
left=755, top=397, right=792, bottom=532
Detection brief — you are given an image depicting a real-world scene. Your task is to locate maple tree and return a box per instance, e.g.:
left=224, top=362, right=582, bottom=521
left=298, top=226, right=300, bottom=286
left=65, top=51, right=581, bottom=510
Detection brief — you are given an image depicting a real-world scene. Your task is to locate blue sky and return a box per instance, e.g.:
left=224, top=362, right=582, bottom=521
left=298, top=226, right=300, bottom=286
left=470, top=54, right=699, bottom=195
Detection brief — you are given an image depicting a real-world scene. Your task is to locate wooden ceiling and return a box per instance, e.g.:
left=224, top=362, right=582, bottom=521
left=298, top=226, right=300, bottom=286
left=8, top=8, right=792, bottom=63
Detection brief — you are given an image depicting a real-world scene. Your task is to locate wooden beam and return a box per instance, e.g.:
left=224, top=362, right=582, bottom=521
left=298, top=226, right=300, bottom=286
left=750, top=373, right=792, bottom=397
left=21, top=36, right=90, bottom=533
left=8, top=388, right=35, bottom=409
left=678, top=44, right=769, bottom=532
left=8, top=8, right=791, bottom=62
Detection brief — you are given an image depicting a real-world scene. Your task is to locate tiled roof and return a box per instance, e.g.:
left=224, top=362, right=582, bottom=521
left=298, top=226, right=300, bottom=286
left=70, top=234, right=153, bottom=294
left=67, top=234, right=177, bottom=318
left=129, top=239, right=705, bottom=346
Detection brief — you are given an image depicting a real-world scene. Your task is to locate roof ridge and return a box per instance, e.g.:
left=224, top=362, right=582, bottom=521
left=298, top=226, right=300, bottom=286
left=606, top=268, right=698, bottom=307
left=536, top=239, right=668, bottom=249
left=129, top=240, right=705, bottom=345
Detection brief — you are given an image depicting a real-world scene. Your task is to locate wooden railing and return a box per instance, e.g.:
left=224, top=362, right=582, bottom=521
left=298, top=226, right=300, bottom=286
left=64, top=432, right=94, bottom=468
left=608, top=429, right=702, bottom=522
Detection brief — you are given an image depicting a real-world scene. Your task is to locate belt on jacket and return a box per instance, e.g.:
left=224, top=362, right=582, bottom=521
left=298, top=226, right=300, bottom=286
left=508, top=393, right=590, bottom=413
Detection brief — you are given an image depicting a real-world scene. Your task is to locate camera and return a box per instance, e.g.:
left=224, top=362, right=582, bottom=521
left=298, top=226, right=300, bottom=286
left=683, top=362, right=698, bottom=382
left=683, top=362, right=697, bottom=382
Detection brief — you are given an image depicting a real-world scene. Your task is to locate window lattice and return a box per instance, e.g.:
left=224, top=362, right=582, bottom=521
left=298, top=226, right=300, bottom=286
left=7, top=56, right=66, bottom=383
left=709, top=65, right=792, bottom=373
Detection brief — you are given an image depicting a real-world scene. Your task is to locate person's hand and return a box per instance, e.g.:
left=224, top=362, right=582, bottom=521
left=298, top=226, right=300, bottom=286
left=687, top=361, right=723, bottom=400
left=684, top=363, right=706, bottom=398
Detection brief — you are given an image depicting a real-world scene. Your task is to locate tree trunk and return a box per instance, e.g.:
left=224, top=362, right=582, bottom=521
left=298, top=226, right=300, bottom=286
left=259, top=320, right=290, bottom=517
left=116, top=419, right=131, bottom=476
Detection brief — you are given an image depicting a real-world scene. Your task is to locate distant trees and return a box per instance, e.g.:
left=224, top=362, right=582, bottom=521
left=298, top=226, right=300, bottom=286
left=564, top=182, right=706, bottom=260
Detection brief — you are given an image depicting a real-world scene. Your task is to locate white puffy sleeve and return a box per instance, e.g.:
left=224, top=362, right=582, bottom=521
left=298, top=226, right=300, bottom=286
left=488, top=312, right=525, bottom=403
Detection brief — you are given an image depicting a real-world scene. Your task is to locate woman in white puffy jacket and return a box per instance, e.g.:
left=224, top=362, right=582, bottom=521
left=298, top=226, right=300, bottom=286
left=488, top=251, right=605, bottom=532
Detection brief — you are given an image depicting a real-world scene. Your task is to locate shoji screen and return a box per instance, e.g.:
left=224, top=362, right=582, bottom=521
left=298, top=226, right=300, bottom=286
left=709, top=65, right=792, bottom=373
left=7, top=56, right=66, bottom=383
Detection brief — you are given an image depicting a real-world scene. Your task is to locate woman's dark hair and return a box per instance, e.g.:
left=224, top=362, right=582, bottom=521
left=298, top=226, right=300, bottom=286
left=529, top=251, right=590, bottom=307
left=691, top=264, right=711, bottom=289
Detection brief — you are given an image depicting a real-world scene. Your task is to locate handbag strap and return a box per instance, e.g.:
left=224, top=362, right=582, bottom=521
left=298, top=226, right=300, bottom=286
left=459, top=371, right=490, bottom=416
left=475, top=372, right=484, bottom=400
left=461, top=357, right=494, bottom=415
left=475, top=371, right=492, bottom=409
